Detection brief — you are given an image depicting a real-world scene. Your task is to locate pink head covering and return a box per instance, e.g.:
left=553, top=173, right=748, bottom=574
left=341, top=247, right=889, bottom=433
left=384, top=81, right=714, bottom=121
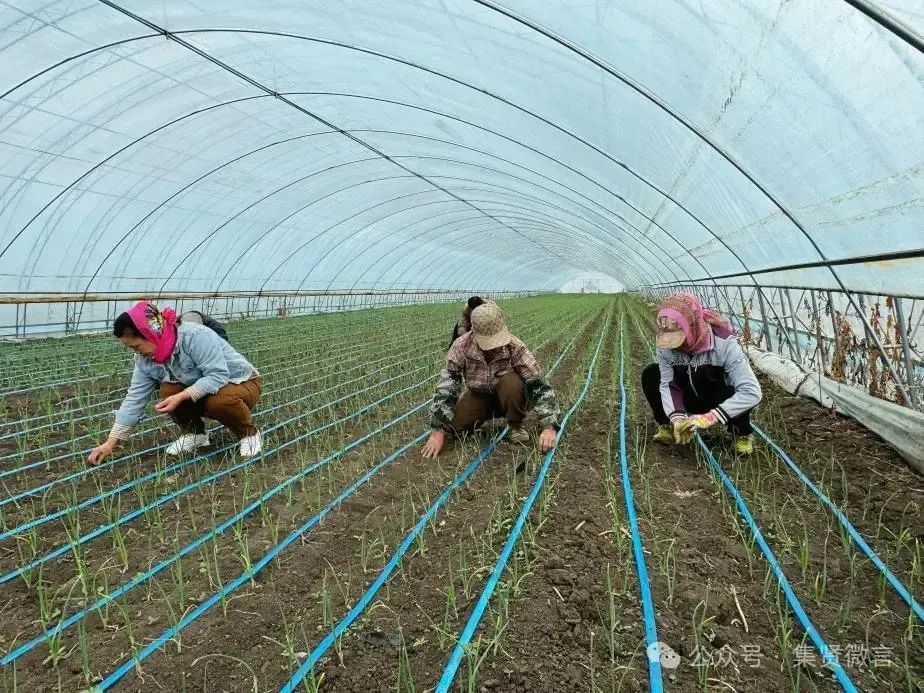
left=125, top=301, right=178, bottom=364
left=656, top=292, right=733, bottom=354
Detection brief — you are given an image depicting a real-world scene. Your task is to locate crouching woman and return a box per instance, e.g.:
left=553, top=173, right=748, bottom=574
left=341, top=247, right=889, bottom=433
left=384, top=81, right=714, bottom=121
left=641, top=293, right=762, bottom=454
left=88, top=302, right=263, bottom=465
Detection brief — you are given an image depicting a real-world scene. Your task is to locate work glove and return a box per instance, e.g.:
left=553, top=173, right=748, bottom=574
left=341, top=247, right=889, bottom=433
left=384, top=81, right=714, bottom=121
left=672, top=411, right=719, bottom=444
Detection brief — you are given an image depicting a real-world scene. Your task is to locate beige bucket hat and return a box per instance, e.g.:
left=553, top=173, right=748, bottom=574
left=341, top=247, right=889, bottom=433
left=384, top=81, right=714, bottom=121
left=471, top=303, right=512, bottom=350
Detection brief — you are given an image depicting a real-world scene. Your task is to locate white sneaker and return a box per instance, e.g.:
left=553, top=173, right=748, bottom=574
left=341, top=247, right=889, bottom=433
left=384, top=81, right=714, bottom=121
left=239, top=432, right=263, bottom=458
left=165, top=433, right=210, bottom=456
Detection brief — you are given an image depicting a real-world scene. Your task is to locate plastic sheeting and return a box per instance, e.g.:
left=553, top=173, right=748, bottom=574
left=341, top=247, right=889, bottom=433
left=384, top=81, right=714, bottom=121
left=0, top=1, right=921, bottom=295
left=746, top=345, right=924, bottom=473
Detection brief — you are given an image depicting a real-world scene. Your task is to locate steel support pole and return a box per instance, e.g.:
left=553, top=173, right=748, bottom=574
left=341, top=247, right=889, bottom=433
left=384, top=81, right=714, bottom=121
left=810, top=289, right=827, bottom=374
left=892, top=297, right=918, bottom=410
left=756, top=288, right=773, bottom=352
left=785, top=288, right=803, bottom=365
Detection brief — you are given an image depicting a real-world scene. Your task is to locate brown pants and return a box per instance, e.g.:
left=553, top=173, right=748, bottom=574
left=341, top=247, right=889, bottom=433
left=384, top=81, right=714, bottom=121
left=450, top=373, right=527, bottom=433
left=160, top=379, right=261, bottom=439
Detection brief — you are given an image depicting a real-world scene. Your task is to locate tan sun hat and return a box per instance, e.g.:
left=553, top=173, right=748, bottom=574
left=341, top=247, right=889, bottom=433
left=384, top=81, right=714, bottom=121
left=655, top=315, right=685, bottom=349
left=471, top=303, right=512, bottom=350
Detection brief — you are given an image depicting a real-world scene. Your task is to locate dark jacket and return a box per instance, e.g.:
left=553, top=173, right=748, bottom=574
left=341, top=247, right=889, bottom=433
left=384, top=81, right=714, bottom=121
left=184, top=310, right=229, bottom=342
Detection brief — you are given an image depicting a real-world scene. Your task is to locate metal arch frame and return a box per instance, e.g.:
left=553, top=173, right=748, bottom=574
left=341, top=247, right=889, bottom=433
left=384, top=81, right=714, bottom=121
left=97, top=2, right=586, bottom=276
left=4, top=11, right=915, bottom=293
left=427, top=210, right=651, bottom=289
left=73, top=129, right=359, bottom=319
left=159, top=26, right=759, bottom=283
left=325, top=174, right=684, bottom=293
left=204, top=132, right=694, bottom=294
left=384, top=213, right=649, bottom=293
left=324, top=182, right=651, bottom=288
left=840, top=0, right=924, bottom=52
left=469, top=0, right=915, bottom=400
left=2, top=22, right=750, bottom=289
left=345, top=216, right=566, bottom=292
left=407, top=222, right=640, bottom=292
left=280, top=194, right=638, bottom=295
left=5, top=6, right=911, bottom=397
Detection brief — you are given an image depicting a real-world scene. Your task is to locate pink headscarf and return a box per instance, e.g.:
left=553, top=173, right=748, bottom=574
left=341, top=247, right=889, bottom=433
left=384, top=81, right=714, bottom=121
left=125, top=301, right=178, bottom=364
left=656, top=292, right=733, bottom=354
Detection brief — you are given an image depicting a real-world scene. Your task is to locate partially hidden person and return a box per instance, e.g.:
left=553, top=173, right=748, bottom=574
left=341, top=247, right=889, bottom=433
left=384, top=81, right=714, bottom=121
left=641, top=292, right=762, bottom=455
left=88, top=301, right=263, bottom=465
left=423, top=302, right=560, bottom=458
left=180, top=309, right=229, bottom=342
left=449, top=295, right=488, bottom=348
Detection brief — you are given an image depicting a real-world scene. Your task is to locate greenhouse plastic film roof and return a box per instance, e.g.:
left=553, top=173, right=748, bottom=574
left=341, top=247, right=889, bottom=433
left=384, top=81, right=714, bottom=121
left=0, top=1, right=921, bottom=296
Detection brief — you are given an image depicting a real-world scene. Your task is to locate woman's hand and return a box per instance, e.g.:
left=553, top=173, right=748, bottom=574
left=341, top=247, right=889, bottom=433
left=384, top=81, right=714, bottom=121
left=538, top=427, right=557, bottom=452
left=422, top=430, right=446, bottom=458
left=88, top=440, right=115, bottom=466
left=155, top=391, right=190, bottom=413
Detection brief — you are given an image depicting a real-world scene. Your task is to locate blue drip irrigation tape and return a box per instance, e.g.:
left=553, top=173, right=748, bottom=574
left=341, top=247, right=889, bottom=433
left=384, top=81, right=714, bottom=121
left=627, top=300, right=857, bottom=688
left=92, top=436, right=435, bottom=690
left=0, top=365, right=433, bottom=538
left=753, top=424, right=924, bottom=623
left=0, top=377, right=434, bottom=584
left=0, top=305, right=459, bottom=397
left=0, top=332, right=441, bottom=443
left=434, top=318, right=607, bottom=693
left=0, top=315, right=577, bottom=584
left=280, top=429, right=507, bottom=693
left=616, top=321, right=663, bottom=692
left=629, top=299, right=921, bottom=623
left=0, top=342, right=405, bottom=436
left=0, top=355, right=432, bottom=493
left=694, top=436, right=858, bottom=692
left=1, top=403, right=429, bottom=664
left=278, top=314, right=588, bottom=693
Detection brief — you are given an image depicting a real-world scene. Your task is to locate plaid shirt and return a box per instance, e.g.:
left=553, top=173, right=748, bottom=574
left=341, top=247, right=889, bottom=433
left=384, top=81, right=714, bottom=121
left=429, top=331, right=560, bottom=431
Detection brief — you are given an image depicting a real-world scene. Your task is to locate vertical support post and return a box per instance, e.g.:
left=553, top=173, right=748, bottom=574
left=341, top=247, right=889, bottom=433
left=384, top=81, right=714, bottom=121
left=756, top=287, right=773, bottom=352
left=892, top=297, right=917, bottom=410
left=785, top=288, right=803, bottom=365
left=810, top=289, right=827, bottom=374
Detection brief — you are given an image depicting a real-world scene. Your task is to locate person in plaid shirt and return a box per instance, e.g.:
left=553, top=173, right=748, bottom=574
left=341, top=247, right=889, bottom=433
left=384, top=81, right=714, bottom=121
left=422, top=302, right=560, bottom=458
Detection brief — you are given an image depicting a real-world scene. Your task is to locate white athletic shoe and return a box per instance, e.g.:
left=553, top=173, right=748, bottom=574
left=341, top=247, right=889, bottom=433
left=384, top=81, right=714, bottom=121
left=239, top=431, right=263, bottom=458
left=165, top=433, right=210, bottom=456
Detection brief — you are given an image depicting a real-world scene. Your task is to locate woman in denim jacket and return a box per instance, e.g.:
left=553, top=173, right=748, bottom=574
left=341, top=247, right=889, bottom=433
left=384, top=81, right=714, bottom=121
left=88, top=302, right=263, bottom=465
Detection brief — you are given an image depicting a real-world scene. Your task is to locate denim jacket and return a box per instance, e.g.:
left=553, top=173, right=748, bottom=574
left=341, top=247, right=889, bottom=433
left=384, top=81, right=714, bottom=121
left=110, top=322, right=257, bottom=439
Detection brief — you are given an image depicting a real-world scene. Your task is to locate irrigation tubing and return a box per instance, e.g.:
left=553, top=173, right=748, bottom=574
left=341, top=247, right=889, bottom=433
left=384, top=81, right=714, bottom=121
left=694, top=437, right=858, bottom=692
left=0, top=313, right=583, bottom=663
left=0, top=331, right=448, bottom=472
left=626, top=297, right=856, bottom=691
left=276, top=314, right=589, bottom=693
left=0, top=355, right=435, bottom=502
left=1, top=408, right=430, bottom=664
left=0, top=306, right=427, bottom=394
left=433, top=311, right=608, bottom=693
left=0, top=306, right=570, bottom=499
left=0, top=313, right=584, bottom=583
left=91, top=311, right=590, bottom=690
left=627, top=297, right=923, bottom=624
left=753, top=424, right=924, bottom=622
left=0, top=326, right=448, bottom=442
left=615, top=314, right=663, bottom=692
left=0, top=376, right=432, bottom=585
